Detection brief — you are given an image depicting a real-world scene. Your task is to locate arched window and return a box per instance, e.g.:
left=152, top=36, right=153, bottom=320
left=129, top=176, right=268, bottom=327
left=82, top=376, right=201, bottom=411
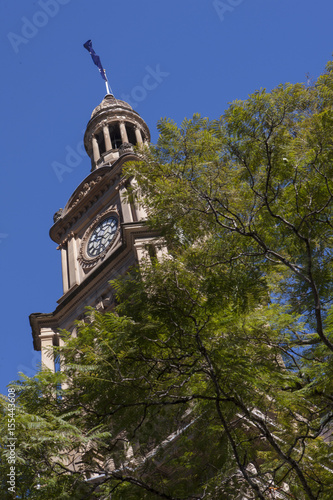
left=109, top=123, right=122, bottom=149
left=125, top=123, right=137, bottom=145
left=95, top=129, right=106, bottom=155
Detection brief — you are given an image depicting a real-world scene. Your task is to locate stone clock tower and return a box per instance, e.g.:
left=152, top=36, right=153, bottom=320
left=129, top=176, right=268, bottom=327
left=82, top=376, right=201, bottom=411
left=30, top=94, right=161, bottom=369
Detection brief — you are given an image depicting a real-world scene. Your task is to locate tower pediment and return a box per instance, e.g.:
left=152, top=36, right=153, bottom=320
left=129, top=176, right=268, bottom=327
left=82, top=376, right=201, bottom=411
left=49, top=151, right=139, bottom=245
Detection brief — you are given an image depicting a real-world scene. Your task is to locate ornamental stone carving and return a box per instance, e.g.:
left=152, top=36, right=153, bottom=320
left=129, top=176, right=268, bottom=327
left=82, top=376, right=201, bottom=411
left=70, top=175, right=104, bottom=209
left=53, top=208, right=63, bottom=222
left=119, top=143, right=133, bottom=155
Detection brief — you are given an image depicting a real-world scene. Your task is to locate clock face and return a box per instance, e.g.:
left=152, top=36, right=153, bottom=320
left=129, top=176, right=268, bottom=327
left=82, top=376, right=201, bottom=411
left=87, top=216, right=118, bottom=257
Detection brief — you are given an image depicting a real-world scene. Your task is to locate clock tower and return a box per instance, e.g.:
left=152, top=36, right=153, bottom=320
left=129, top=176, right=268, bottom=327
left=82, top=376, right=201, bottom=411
left=30, top=94, right=162, bottom=369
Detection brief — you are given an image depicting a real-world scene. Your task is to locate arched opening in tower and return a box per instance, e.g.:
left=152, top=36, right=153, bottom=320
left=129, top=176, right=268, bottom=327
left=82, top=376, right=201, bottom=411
left=125, top=123, right=137, bottom=146
left=109, top=123, right=122, bottom=149
left=95, top=130, right=106, bottom=155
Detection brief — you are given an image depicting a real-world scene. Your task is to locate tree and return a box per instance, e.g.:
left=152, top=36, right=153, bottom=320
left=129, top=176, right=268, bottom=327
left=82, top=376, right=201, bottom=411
left=2, top=61, right=333, bottom=499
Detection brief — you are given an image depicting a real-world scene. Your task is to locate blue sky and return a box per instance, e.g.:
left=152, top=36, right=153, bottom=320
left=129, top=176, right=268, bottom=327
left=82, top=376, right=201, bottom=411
left=0, top=0, right=332, bottom=394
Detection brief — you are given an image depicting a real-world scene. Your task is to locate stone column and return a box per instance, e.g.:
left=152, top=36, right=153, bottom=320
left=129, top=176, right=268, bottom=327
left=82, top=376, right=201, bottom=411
left=155, top=239, right=168, bottom=260
left=58, top=336, right=69, bottom=389
left=134, top=238, right=168, bottom=266
left=134, top=240, right=149, bottom=264
left=92, top=135, right=100, bottom=163
left=40, top=329, right=55, bottom=371
left=135, top=202, right=147, bottom=221
left=131, top=179, right=147, bottom=220
left=68, top=233, right=79, bottom=288
left=103, top=124, right=112, bottom=151
left=135, top=126, right=143, bottom=144
left=119, top=185, right=133, bottom=223
left=61, top=245, right=69, bottom=293
left=119, top=121, right=129, bottom=144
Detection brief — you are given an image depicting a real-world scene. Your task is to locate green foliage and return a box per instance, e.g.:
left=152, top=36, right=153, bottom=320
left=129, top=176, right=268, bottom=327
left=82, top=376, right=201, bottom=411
left=3, top=60, right=333, bottom=498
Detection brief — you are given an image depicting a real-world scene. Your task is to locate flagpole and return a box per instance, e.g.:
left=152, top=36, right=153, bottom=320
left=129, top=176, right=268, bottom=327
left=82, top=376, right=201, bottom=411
left=105, top=81, right=113, bottom=96
left=104, top=73, right=113, bottom=95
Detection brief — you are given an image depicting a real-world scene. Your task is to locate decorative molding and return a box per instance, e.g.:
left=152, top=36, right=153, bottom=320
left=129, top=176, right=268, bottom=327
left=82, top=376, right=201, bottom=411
left=116, top=177, right=129, bottom=191
left=69, top=174, right=105, bottom=209
left=119, top=143, right=133, bottom=155
left=54, top=172, right=119, bottom=240
left=53, top=154, right=137, bottom=242
left=95, top=290, right=114, bottom=311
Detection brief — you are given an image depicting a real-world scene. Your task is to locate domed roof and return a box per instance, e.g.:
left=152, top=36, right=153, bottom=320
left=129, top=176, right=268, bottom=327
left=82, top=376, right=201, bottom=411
left=84, top=93, right=151, bottom=171
left=90, top=94, right=133, bottom=119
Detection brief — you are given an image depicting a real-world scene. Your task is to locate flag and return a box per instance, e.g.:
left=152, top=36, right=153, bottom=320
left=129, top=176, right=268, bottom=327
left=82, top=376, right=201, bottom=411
left=83, top=40, right=108, bottom=82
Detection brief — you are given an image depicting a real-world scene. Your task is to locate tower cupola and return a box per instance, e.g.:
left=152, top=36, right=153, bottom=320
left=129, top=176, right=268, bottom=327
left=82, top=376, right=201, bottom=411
left=84, top=94, right=150, bottom=171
